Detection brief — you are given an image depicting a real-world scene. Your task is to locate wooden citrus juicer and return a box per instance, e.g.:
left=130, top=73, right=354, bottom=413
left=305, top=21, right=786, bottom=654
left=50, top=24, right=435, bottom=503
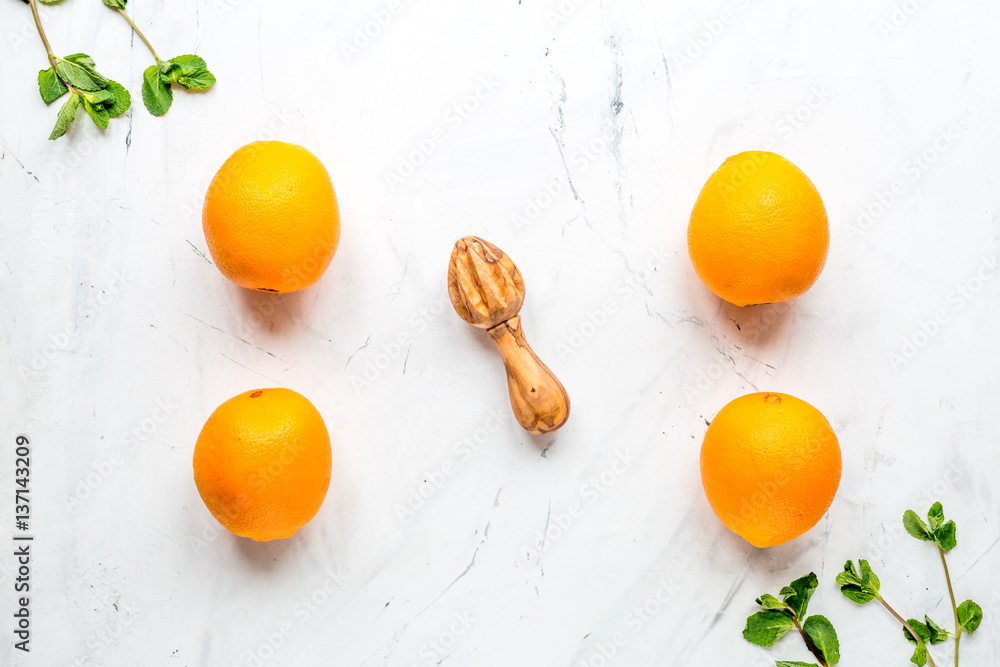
left=447, top=236, right=570, bottom=435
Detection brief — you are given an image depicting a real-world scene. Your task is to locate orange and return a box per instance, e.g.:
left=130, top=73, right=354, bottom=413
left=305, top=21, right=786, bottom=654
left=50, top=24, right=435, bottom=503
left=700, top=392, right=841, bottom=548
left=202, top=141, right=341, bottom=293
left=687, top=151, right=829, bottom=306
left=193, top=388, right=332, bottom=541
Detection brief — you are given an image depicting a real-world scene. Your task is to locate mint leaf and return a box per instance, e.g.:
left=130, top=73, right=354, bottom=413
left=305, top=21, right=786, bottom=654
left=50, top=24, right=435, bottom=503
left=927, top=502, right=945, bottom=531
left=83, top=97, right=110, bottom=129
left=166, top=55, right=216, bottom=90
left=101, top=0, right=127, bottom=7
left=803, top=615, right=840, bottom=665
left=933, top=520, right=957, bottom=552
left=104, top=80, right=131, bottom=118
left=957, top=600, right=982, bottom=634
left=905, top=619, right=931, bottom=643
left=903, top=619, right=934, bottom=666
left=857, top=559, right=880, bottom=588
left=177, top=67, right=216, bottom=90
left=169, top=54, right=207, bottom=72
left=157, top=59, right=181, bottom=78
left=38, top=67, right=68, bottom=104
left=55, top=53, right=109, bottom=91
left=141, top=64, right=173, bottom=116
left=835, top=560, right=862, bottom=585
left=923, top=616, right=949, bottom=644
left=775, top=663, right=820, bottom=667
left=743, top=609, right=795, bottom=647
left=85, top=89, right=114, bottom=105
left=78, top=81, right=130, bottom=128
left=903, top=510, right=933, bottom=541
left=49, top=93, right=80, bottom=140
left=903, top=616, right=947, bottom=667
left=837, top=559, right=880, bottom=604
left=62, top=53, right=98, bottom=70
left=781, top=573, right=818, bottom=619
left=756, top=594, right=785, bottom=610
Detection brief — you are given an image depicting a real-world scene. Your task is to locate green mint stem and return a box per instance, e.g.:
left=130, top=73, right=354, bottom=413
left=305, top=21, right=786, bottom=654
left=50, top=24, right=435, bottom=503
left=937, top=546, right=960, bottom=667
left=29, top=0, right=81, bottom=97
left=877, top=595, right=939, bottom=667
left=28, top=0, right=59, bottom=72
left=790, top=612, right=830, bottom=667
left=116, top=7, right=160, bottom=61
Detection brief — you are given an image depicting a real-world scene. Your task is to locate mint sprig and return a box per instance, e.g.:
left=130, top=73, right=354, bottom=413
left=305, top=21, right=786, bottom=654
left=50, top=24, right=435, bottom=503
left=141, top=55, right=216, bottom=116
left=838, top=503, right=984, bottom=667
left=24, top=0, right=215, bottom=139
left=904, top=502, right=982, bottom=666
left=106, top=1, right=215, bottom=116
left=837, top=557, right=946, bottom=666
left=27, top=0, right=130, bottom=139
left=743, top=573, right=840, bottom=667
left=904, top=502, right=957, bottom=552
left=835, top=558, right=880, bottom=604
left=36, top=54, right=130, bottom=140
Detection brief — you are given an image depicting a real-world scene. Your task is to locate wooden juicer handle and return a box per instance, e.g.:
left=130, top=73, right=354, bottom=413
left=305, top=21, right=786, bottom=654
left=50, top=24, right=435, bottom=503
left=488, top=315, right=570, bottom=435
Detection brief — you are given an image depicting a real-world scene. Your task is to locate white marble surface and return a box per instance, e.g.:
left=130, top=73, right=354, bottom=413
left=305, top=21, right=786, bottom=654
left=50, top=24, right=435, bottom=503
left=2, top=0, right=1000, bottom=665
